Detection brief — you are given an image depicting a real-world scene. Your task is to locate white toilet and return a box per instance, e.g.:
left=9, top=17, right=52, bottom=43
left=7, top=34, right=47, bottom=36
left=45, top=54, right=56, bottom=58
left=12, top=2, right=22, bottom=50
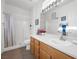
left=24, top=39, right=30, bottom=50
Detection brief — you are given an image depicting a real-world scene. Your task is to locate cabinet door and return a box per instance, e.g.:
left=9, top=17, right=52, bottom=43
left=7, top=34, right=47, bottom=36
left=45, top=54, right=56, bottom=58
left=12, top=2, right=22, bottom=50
left=30, top=37, right=35, bottom=55
left=40, top=49, right=51, bottom=59
left=30, top=43, right=35, bottom=55
left=35, top=40, right=40, bottom=59
left=35, top=46, right=40, bottom=59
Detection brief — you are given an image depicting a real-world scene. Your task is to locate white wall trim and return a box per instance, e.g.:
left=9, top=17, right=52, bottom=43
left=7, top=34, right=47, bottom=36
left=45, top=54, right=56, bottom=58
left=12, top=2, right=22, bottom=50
left=2, top=44, right=25, bottom=53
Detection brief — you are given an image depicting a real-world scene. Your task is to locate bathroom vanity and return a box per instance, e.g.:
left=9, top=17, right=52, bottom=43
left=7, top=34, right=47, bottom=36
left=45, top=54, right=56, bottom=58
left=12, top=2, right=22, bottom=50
left=30, top=34, right=76, bottom=59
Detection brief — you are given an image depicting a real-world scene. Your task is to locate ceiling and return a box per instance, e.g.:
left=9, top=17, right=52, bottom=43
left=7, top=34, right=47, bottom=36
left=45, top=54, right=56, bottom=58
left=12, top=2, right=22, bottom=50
left=5, top=0, right=75, bottom=11
left=5, top=0, right=45, bottom=10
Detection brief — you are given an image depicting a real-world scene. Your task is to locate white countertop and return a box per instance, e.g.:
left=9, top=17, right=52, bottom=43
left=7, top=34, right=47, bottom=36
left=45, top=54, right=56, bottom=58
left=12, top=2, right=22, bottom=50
left=31, top=34, right=77, bottom=58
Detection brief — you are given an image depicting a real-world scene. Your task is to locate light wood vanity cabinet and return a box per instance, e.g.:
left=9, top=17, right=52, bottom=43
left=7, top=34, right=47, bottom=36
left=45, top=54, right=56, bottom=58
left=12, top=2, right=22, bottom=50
left=30, top=37, right=75, bottom=59
left=30, top=37, right=40, bottom=59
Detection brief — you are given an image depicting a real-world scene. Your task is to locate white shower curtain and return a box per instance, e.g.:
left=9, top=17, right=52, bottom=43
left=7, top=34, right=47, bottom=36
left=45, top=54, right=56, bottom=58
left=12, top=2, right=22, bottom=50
left=4, top=13, right=14, bottom=48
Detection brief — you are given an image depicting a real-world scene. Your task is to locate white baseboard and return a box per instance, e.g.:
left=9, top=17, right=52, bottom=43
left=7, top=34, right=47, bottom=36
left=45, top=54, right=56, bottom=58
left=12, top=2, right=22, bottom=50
left=2, top=44, right=25, bottom=53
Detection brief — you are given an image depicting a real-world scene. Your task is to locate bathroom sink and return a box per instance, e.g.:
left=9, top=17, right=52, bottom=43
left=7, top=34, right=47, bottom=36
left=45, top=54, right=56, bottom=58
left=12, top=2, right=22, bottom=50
left=51, top=39, right=72, bottom=46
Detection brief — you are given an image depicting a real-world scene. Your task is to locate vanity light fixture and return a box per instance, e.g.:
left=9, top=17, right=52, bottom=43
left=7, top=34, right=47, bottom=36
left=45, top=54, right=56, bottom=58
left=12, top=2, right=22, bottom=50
left=42, top=0, right=64, bottom=13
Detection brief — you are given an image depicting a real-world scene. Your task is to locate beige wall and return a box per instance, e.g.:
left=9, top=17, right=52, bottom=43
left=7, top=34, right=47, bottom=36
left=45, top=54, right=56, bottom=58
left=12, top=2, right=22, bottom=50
left=31, top=2, right=42, bottom=35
